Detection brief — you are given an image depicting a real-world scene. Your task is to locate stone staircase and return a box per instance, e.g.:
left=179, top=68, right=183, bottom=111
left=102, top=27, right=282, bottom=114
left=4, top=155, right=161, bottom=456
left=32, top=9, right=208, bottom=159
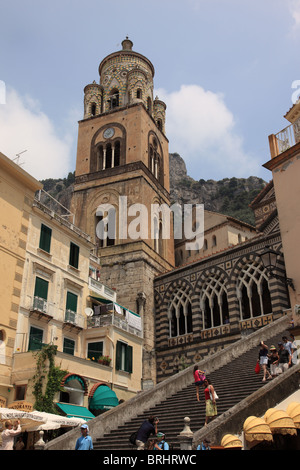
left=94, top=327, right=291, bottom=450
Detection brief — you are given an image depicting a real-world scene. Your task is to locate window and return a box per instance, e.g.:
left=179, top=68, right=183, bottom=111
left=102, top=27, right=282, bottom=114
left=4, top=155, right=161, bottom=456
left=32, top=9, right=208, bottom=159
left=87, top=341, right=103, bottom=362
left=69, top=242, right=79, bottom=269
left=39, top=224, right=52, bottom=253
left=116, top=341, right=132, bottom=373
left=63, top=337, right=75, bottom=355
left=28, top=326, right=44, bottom=351
left=15, top=385, right=27, bottom=401
left=33, top=276, right=48, bottom=312
left=66, top=292, right=78, bottom=313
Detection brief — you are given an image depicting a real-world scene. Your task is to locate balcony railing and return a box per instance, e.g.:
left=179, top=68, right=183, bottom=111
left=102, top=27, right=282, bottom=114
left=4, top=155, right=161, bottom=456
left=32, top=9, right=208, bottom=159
left=64, top=309, right=85, bottom=329
left=88, top=312, right=143, bottom=338
left=273, top=116, right=300, bottom=155
left=88, top=276, right=116, bottom=302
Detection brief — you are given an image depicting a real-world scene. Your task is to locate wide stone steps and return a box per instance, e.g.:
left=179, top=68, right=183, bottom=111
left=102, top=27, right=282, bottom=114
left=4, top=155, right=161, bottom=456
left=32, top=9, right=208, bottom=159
left=94, top=330, right=288, bottom=450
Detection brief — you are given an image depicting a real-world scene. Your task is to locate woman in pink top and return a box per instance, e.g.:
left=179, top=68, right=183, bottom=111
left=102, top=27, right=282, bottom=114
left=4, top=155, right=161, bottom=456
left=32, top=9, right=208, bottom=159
left=193, top=365, right=206, bottom=402
left=1, top=420, right=22, bottom=450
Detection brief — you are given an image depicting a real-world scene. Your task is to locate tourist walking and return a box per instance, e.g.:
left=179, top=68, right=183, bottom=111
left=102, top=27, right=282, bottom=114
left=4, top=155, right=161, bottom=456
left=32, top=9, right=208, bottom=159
left=258, top=341, right=272, bottom=382
left=135, top=416, right=159, bottom=450
left=75, top=424, right=93, bottom=450
left=203, top=378, right=217, bottom=426
left=193, top=365, right=206, bottom=402
left=0, top=420, right=21, bottom=450
left=277, top=342, right=291, bottom=373
left=268, top=345, right=279, bottom=377
left=290, top=334, right=298, bottom=366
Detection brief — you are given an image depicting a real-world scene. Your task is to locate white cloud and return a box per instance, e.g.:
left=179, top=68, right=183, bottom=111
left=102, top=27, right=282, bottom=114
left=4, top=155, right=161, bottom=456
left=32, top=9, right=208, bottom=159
left=288, top=0, right=300, bottom=32
left=155, top=84, right=262, bottom=180
left=0, top=88, right=74, bottom=180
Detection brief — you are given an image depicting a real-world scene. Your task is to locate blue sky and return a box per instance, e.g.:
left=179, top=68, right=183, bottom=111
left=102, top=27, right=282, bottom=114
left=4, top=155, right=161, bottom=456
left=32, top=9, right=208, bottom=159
left=0, top=0, right=299, bottom=182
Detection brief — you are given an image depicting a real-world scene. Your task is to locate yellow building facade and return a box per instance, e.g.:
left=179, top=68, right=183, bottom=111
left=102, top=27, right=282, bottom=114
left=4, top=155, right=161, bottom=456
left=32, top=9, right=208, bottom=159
left=0, top=152, right=42, bottom=407
left=0, top=152, right=143, bottom=416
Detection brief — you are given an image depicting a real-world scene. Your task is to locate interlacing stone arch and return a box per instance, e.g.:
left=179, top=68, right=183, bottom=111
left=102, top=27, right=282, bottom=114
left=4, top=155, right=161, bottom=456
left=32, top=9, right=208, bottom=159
left=163, top=279, right=194, bottom=338
left=231, top=253, right=273, bottom=321
left=195, top=267, right=230, bottom=329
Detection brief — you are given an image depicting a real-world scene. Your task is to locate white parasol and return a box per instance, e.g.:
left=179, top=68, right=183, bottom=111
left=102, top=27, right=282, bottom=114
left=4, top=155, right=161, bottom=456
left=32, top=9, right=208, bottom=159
left=23, top=410, right=86, bottom=431
left=0, top=407, right=45, bottom=430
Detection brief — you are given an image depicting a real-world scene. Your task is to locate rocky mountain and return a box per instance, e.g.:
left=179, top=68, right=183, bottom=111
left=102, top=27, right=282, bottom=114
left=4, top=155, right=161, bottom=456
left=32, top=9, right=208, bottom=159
left=39, top=154, right=267, bottom=227
left=169, top=153, right=267, bottom=226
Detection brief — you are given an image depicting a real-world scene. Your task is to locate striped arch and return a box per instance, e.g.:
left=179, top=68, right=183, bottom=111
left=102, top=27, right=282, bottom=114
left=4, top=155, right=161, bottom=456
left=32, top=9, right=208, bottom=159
left=195, top=267, right=230, bottom=329
left=163, top=278, right=194, bottom=337
left=61, top=373, right=88, bottom=396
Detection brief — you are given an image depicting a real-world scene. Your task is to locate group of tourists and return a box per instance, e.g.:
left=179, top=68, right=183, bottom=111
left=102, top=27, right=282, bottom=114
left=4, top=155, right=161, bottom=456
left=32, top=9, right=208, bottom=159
left=258, top=335, right=298, bottom=381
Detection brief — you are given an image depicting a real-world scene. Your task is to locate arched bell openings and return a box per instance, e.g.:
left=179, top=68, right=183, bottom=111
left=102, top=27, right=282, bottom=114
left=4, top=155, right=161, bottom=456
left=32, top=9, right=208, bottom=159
left=148, top=132, right=164, bottom=185
left=90, top=124, right=126, bottom=173
left=198, top=270, right=229, bottom=329
left=236, top=257, right=272, bottom=320
left=166, top=282, right=193, bottom=338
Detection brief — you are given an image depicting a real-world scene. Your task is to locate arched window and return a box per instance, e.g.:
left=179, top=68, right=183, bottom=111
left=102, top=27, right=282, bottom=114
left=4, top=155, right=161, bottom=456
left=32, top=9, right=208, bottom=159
left=147, top=97, right=152, bottom=113
left=109, top=89, right=119, bottom=109
left=212, top=235, right=217, bottom=247
left=157, top=119, right=162, bottom=131
left=136, top=88, right=142, bottom=99
left=148, top=133, right=163, bottom=184
left=168, top=288, right=193, bottom=337
left=95, top=208, right=116, bottom=248
left=200, top=272, right=228, bottom=329
left=237, top=259, right=272, bottom=320
left=91, top=103, right=97, bottom=116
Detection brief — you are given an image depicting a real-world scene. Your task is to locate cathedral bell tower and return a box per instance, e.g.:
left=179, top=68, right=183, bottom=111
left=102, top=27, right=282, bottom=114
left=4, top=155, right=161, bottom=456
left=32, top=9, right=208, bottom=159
left=71, top=38, right=175, bottom=389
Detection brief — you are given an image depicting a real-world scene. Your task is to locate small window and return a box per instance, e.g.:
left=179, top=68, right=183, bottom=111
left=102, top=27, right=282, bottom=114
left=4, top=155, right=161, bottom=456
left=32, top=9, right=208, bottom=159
left=15, top=385, right=27, bottom=401
left=136, top=88, right=142, bottom=99
left=28, top=326, right=44, bottom=351
left=34, top=277, right=49, bottom=300
left=87, top=341, right=103, bottom=362
left=212, top=235, right=217, bottom=247
left=39, top=224, right=52, bottom=253
left=116, top=341, right=132, bottom=373
left=91, top=103, right=96, bottom=116
left=66, top=292, right=78, bottom=313
left=63, top=337, right=75, bottom=355
left=69, top=242, right=79, bottom=269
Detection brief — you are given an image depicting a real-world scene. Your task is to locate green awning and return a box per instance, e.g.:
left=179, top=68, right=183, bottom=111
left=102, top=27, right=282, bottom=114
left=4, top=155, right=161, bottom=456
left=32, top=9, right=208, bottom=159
left=90, top=296, right=113, bottom=304
left=56, top=403, right=95, bottom=421
left=89, top=385, right=119, bottom=411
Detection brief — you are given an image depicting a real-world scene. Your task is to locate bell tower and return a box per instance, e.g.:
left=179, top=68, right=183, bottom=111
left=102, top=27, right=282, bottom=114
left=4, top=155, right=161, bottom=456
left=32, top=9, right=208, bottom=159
left=71, top=38, right=174, bottom=389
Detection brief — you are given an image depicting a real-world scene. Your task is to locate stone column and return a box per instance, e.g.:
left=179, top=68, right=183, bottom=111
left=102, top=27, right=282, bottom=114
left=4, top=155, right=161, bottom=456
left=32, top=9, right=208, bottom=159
left=178, top=417, right=194, bottom=450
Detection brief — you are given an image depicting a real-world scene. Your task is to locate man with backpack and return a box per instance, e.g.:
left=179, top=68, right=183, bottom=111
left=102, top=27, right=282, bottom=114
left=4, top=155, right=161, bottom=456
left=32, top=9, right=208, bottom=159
left=134, top=416, right=159, bottom=450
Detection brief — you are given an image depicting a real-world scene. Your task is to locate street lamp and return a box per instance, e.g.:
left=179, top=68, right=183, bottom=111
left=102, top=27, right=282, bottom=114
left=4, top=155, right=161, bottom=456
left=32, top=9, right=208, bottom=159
left=259, top=245, right=295, bottom=291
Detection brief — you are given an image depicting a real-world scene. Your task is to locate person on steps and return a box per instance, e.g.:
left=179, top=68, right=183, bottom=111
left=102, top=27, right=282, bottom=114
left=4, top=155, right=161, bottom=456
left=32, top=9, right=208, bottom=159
left=193, top=365, right=206, bottom=402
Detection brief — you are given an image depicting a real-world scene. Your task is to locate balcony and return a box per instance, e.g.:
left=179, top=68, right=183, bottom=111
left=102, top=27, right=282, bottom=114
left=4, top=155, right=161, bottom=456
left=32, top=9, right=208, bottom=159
left=88, top=276, right=116, bottom=302
left=269, top=116, right=300, bottom=158
left=30, top=296, right=54, bottom=322
left=63, top=309, right=85, bottom=331
left=88, top=311, right=143, bottom=338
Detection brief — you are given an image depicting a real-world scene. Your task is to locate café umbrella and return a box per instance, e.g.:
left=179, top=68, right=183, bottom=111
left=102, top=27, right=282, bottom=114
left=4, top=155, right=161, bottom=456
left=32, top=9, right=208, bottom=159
left=23, top=410, right=86, bottom=431
left=0, top=407, right=45, bottom=429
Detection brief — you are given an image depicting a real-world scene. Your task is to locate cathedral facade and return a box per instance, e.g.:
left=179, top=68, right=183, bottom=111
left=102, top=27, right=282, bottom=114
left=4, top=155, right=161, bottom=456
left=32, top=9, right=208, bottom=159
left=71, top=39, right=291, bottom=388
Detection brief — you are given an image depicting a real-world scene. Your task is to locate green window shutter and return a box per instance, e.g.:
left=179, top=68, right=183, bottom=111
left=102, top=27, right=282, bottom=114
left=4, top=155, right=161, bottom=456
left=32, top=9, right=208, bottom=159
left=28, top=326, right=43, bottom=351
left=66, top=292, right=78, bottom=312
left=34, top=277, right=49, bottom=300
left=126, top=345, right=133, bottom=373
left=39, top=224, right=52, bottom=253
left=87, top=342, right=103, bottom=361
left=116, top=341, right=122, bottom=370
left=63, top=337, right=75, bottom=355
left=69, top=242, right=79, bottom=269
